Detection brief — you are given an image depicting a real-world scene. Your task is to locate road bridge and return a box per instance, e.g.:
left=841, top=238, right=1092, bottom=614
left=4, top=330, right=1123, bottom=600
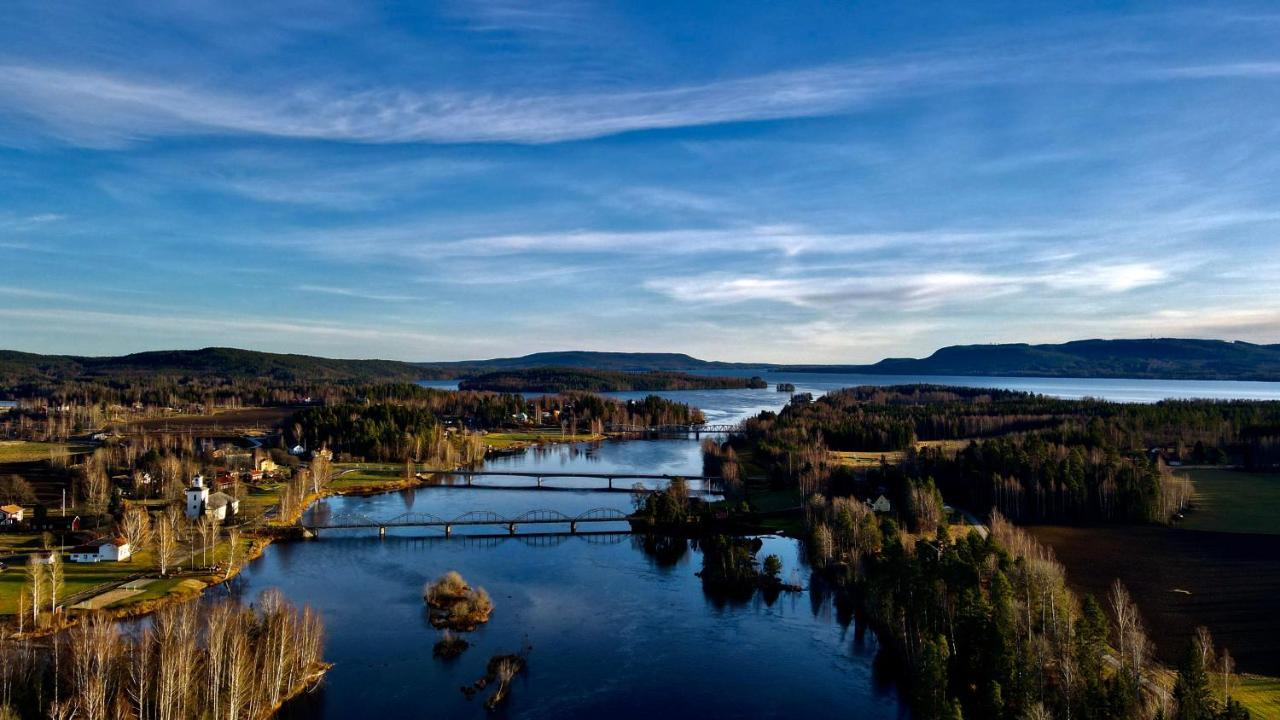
left=301, top=507, right=632, bottom=537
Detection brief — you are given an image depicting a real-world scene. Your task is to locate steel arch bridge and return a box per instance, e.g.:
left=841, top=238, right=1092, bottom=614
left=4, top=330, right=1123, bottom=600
left=302, top=507, right=631, bottom=536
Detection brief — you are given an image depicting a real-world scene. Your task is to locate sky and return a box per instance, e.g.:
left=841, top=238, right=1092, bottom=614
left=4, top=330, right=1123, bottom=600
left=1, top=1, right=1279, bottom=363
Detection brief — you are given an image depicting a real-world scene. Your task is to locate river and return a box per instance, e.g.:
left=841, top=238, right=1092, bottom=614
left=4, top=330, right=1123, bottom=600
left=249, top=374, right=1279, bottom=718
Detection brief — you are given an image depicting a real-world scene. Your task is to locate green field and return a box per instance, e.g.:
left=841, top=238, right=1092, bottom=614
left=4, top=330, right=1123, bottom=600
left=1180, top=468, right=1280, bottom=535
left=482, top=430, right=601, bottom=449
left=0, top=441, right=94, bottom=463
left=1232, top=674, right=1280, bottom=719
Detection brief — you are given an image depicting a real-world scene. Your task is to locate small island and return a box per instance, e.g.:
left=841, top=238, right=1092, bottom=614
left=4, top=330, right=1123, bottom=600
left=459, top=367, right=769, bottom=393
left=424, top=571, right=494, bottom=631
left=776, top=382, right=796, bottom=392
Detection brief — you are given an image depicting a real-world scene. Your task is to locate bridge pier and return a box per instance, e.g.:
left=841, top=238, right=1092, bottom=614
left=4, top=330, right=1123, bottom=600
left=570, top=521, right=577, bottom=534
left=444, top=524, right=452, bottom=537
left=607, top=477, right=613, bottom=489
left=536, top=476, right=542, bottom=488
left=465, top=474, right=472, bottom=486
left=379, top=526, right=385, bottom=538
left=507, top=523, right=516, bottom=535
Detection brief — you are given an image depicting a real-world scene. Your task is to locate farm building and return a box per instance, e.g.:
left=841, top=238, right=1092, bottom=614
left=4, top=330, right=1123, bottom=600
left=869, top=495, right=892, bottom=513
left=69, top=537, right=132, bottom=563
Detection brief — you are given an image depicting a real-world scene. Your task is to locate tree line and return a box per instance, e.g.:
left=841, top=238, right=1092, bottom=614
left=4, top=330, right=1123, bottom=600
left=0, top=591, right=326, bottom=719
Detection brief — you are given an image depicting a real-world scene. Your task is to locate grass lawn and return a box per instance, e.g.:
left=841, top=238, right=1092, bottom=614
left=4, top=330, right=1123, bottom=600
left=1233, top=674, right=1280, bottom=719
left=1179, top=468, right=1280, bottom=535
left=0, top=441, right=94, bottom=463
left=0, top=549, right=155, bottom=614
left=106, top=578, right=206, bottom=609
left=832, top=450, right=904, bottom=468
left=482, top=431, right=600, bottom=449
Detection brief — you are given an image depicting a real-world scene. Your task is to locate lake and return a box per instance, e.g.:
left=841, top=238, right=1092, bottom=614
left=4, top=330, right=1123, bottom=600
left=252, top=373, right=1280, bottom=718
left=423, top=371, right=1280, bottom=406
left=252, top=432, right=906, bottom=719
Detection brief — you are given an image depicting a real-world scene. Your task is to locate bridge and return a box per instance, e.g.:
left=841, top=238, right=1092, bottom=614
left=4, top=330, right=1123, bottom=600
left=302, top=507, right=632, bottom=536
left=607, top=423, right=741, bottom=435
left=414, top=469, right=723, bottom=491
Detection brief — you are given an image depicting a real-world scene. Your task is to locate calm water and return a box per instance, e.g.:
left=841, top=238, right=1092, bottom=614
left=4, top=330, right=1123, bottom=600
left=251, top=440, right=904, bottom=718
left=423, top=371, right=1280, bottom=404
left=249, top=374, right=1280, bottom=718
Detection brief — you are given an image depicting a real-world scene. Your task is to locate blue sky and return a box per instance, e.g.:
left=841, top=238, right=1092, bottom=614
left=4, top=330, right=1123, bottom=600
left=1, top=1, right=1278, bottom=363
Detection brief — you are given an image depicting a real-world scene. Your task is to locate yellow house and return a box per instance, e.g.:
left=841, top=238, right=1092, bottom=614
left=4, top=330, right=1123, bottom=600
left=257, top=457, right=278, bottom=473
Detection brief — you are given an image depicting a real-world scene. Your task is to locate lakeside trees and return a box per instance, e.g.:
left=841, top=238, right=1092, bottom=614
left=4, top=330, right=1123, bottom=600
left=0, top=591, right=326, bottom=719
left=731, top=385, right=1264, bottom=719
left=291, top=392, right=703, bottom=463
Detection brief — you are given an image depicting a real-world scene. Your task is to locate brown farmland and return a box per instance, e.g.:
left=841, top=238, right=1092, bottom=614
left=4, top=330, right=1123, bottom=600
left=120, top=405, right=301, bottom=433
left=1029, top=525, right=1280, bottom=676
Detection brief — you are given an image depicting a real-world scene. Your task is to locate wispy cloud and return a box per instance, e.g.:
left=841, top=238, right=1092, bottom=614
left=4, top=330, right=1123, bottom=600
left=295, top=284, right=421, bottom=302
left=646, top=262, right=1169, bottom=309
left=0, top=57, right=985, bottom=147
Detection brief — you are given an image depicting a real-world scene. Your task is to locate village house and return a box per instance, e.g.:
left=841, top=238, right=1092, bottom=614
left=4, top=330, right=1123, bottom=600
left=869, top=495, right=893, bottom=513
left=257, top=456, right=278, bottom=473
left=0, top=504, right=24, bottom=525
left=69, top=537, right=132, bottom=563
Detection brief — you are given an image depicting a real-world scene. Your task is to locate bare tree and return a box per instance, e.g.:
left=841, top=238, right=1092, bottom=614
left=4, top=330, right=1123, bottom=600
left=197, top=515, right=218, bottom=568
left=24, top=558, right=43, bottom=629
left=1108, top=579, right=1149, bottom=686
left=82, top=462, right=110, bottom=517
left=47, top=554, right=64, bottom=618
left=69, top=612, right=120, bottom=720
left=154, top=515, right=180, bottom=577
left=309, top=451, right=331, bottom=496
left=1219, top=648, right=1236, bottom=706
left=223, top=528, right=240, bottom=581
left=119, top=507, right=152, bottom=559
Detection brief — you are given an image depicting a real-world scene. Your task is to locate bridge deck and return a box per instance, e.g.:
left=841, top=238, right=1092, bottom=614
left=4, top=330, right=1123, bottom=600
left=416, top=470, right=720, bottom=480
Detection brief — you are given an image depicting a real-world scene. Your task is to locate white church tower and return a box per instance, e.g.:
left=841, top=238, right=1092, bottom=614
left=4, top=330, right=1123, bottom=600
left=185, top=474, right=209, bottom=520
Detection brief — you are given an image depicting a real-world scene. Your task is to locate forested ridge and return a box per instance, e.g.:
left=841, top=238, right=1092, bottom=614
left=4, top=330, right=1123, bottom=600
left=458, top=367, right=767, bottom=393
left=785, top=338, right=1280, bottom=381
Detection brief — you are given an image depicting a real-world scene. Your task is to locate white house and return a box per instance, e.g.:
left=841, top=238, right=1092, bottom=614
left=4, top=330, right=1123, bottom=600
left=205, top=491, right=240, bottom=522
left=869, top=495, right=893, bottom=513
left=0, top=504, right=24, bottom=525
left=69, top=537, right=132, bottom=563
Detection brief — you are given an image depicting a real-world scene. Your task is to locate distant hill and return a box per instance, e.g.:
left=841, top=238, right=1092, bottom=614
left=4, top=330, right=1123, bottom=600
left=419, top=351, right=762, bottom=374
left=782, top=339, right=1280, bottom=381
left=458, top=368, right=769, bottom=393
left=0, top=347, right=426, bottom=384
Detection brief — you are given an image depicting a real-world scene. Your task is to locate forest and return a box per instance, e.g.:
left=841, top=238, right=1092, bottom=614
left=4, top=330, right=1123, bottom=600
left=738, top=386, right=1280, bottom=524
left=290, top=391, right=704, bottom=462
